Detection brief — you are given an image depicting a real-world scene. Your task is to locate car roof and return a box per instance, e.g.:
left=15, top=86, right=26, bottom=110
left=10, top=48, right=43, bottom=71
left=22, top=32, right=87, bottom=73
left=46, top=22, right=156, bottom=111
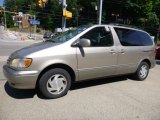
left=91, top=24, right=145, bottom=33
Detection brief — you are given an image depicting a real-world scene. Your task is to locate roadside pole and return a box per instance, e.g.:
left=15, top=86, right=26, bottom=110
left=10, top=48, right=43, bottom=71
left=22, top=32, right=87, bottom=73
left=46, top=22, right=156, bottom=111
left=34, top=14, right=36, bottom=40
left=29, top=23, right=31, bottom=38
left=98, top=0, right=103, bottom=25
left=62, top=0, right=66, bottom=32
left=3, top=7, right=7, bottom=30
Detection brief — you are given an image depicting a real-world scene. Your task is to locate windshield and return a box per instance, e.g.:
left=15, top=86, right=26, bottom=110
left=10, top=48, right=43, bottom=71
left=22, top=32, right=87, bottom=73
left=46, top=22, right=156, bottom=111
left=49, top=25, right=91, bottom=43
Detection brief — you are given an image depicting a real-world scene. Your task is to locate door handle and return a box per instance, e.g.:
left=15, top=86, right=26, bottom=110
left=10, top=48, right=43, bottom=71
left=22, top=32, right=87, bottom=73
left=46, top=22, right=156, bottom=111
left=109, top=49, right=116, bottom=54
left=120, top=49, right=125, bottom=54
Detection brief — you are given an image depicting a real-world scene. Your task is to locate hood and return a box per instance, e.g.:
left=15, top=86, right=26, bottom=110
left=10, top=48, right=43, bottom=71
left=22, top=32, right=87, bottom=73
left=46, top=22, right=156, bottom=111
left=10, top=42, right=60, bottom=58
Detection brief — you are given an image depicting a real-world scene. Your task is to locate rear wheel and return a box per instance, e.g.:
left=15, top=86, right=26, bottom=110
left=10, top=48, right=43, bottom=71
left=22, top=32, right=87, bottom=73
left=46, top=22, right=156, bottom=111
left=39, top=68, right=71, bottom=99
left=133, top=62, right=149, bottom=81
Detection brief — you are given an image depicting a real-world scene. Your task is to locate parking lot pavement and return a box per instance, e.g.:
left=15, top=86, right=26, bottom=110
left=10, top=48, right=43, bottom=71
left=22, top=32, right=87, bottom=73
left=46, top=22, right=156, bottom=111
left=0, top=58, right=7, bottom=81
left=0, top=65, right=160, bottom=120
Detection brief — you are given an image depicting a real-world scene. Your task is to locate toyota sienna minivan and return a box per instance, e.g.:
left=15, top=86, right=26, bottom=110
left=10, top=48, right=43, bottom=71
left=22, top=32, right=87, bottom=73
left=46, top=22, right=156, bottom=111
left=3, top=24, right=156, bottom=98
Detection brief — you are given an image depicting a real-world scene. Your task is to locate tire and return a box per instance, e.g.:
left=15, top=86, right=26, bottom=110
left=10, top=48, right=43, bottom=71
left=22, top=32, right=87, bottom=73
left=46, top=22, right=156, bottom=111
left=133, top=62, right=149, bottom=81
left=39, top=68, right=71, bottom=99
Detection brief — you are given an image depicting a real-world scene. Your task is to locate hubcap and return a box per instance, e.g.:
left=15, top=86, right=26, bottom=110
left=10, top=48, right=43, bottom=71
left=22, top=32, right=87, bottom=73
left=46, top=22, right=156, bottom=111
left=46, top=74, right=67, bottom=95
left=139, top=65, right=148, bottom=79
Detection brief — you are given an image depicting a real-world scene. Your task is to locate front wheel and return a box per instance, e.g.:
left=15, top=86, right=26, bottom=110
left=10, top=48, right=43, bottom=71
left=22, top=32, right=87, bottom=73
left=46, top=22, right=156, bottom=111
left=133, top=62, right=149, bottom=81
left=39, top=68, right=71, bottom=99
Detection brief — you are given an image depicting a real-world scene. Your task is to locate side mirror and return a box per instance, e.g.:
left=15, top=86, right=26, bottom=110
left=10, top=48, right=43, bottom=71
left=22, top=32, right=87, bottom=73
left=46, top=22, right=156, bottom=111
left=72, top=38, right=91, bottom=47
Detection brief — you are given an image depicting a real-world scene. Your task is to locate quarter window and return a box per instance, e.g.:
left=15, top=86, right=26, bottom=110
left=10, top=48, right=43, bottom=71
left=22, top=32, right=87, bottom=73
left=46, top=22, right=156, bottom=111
left=137, top=32, right=153, bottom=46
left=114, top=27, right=153, bottom=46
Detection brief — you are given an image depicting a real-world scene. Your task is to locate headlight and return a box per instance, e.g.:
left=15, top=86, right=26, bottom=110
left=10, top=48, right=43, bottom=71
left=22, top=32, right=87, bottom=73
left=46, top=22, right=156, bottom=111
left=10, top=58, right=32, bottom=68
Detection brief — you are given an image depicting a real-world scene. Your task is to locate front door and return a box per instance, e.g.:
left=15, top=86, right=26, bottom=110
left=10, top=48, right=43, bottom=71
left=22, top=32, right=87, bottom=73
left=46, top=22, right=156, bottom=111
left=77, top=26, right=118, bottom=80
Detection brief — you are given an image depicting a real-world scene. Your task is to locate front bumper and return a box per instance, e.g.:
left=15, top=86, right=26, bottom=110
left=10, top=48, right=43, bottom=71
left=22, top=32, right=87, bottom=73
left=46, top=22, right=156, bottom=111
left=3, top=65, right=39, bottom=89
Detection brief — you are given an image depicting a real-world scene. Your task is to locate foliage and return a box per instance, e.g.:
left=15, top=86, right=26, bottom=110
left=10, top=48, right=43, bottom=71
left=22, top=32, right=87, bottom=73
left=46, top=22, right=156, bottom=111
left=6, top=13, right=14, bottom=28
left=2, top=0, right=160, bottom=37
left=147, top=12, right=159, bottom=27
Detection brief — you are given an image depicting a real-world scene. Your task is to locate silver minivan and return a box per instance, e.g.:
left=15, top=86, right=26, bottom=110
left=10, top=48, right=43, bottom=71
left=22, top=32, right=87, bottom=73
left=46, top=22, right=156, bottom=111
left=3, top=24, right=156, bottom=98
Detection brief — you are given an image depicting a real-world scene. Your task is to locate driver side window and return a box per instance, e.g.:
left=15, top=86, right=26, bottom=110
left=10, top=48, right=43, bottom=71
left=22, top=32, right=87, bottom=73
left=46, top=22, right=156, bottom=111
left=80, top=27, right=113, bottom=47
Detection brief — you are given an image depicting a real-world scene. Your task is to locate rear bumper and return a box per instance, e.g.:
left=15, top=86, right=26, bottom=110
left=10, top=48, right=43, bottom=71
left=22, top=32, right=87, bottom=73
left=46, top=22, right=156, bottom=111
left=3, top=65, right=39, bottom=89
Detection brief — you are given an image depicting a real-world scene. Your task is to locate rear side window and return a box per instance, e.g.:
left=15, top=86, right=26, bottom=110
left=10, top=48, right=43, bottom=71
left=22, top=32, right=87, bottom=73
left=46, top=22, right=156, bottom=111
left=114, top=27, right=153, bottom=46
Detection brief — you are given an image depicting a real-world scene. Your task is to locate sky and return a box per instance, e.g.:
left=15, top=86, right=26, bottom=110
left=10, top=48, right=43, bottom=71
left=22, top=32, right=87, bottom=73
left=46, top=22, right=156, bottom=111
left=0, top=0, right=4, bottom=7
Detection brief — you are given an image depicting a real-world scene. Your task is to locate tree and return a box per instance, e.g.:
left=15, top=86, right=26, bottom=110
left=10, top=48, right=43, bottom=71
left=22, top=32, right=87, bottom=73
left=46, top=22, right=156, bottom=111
left=3, top=0, right=160, bottom=37
left=6, top=13, right=14, bottom=28
left=147, top=12, right=159, bottom=27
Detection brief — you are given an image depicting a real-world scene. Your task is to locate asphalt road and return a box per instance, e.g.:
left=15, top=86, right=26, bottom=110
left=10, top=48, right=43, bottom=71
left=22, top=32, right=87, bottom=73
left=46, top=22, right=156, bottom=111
left=0, top=63, right=160, bottom=120
left=0, top=38, right=40, bottom=56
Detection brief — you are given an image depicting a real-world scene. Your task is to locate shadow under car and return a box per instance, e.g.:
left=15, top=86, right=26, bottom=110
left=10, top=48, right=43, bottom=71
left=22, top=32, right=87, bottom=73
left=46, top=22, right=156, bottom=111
left=4, top=75, right=129, bottom=99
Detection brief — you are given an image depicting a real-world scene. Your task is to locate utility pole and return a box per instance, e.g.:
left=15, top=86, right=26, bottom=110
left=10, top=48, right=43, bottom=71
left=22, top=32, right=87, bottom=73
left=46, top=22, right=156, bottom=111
left=34, top=14, right=36, bottom=40
left=3, top=7, right=7, bottom=30
left=62, top=0, right=66, bottom=32
left=76, top=9, right=78, bottom=27
left=98, top=0, right=103, bottom=25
